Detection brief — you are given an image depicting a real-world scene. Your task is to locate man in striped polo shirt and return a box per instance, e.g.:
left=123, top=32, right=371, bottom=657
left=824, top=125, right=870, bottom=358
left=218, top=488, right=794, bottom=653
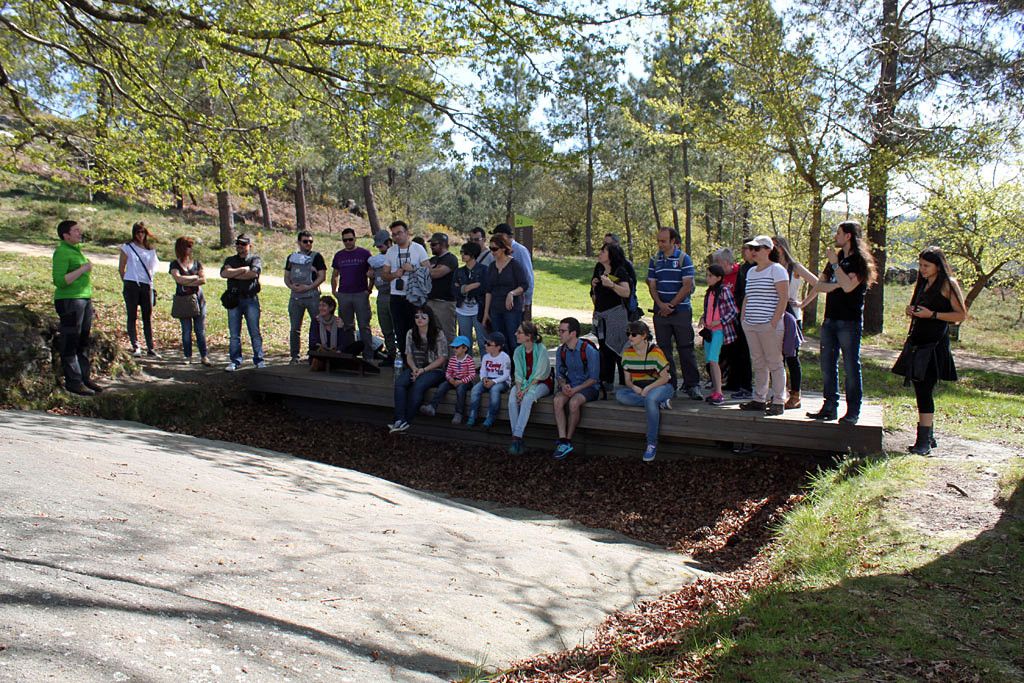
left=646, top=228, right=702, bottom=400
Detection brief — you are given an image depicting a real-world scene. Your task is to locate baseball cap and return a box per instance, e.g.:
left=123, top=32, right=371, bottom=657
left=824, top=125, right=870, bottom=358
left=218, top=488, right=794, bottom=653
left=744, top=235, right=774, bottom=249
left=235, top=234, right=252, bottom=245
left=487, top=331, right=506, bottom=347
left=450, top=335, right=471, bottom=348
left=372, top=230, right=390, bottom=247
left=429, top=232, right=449, bottom=245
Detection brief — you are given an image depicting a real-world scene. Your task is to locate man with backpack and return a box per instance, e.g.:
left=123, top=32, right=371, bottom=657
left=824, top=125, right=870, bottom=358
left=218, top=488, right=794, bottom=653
left=551, top=317, right=601, bottom=460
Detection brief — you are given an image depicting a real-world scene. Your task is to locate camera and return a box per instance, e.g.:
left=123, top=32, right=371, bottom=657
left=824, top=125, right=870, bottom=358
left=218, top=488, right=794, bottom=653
left=394, top=277, right=404, bottom=292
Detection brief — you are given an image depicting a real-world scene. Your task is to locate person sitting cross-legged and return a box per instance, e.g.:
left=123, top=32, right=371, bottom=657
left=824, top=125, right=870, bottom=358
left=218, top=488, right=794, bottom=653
left=615, top=320, right=675, bottom=462
left=507, top=321, right=551, bottom=455
left=309, top=296, right=365, bottom=371
left=421, top=335, right=476, bottom=424
left=467, top=332, right=511, bottom=429
left=551, top=317, right=601, bottom=460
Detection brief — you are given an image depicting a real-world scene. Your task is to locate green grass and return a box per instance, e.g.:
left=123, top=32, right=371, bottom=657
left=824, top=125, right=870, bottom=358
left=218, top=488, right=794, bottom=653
left=688, top=457, right=1024, bottom=682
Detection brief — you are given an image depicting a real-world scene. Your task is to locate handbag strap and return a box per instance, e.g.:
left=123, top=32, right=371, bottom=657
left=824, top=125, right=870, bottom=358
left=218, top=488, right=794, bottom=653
left=127, top=242, right=154, bottom=284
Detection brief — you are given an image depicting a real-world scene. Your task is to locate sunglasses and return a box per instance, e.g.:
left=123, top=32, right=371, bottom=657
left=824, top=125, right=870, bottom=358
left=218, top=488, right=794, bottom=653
left=414, top=313, right=429, bottom=320
left=301, top=239, right=314, bottom=244
left=485, top=341, right=499, bottom=346
left=628, top=332, right=644, bottom=337
left=488, top=246, right=500, bottom=251
left=342, top=238, right=354, bottom=243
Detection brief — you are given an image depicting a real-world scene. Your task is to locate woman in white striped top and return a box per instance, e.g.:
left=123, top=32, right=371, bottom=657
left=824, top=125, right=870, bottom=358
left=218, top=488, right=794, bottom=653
left=739, top=235, right=790, bottom=415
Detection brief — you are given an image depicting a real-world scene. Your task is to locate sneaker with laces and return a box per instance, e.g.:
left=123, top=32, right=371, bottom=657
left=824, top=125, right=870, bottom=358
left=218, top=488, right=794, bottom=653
left=131, top=346, right=143, bottom=357
left=686, top=385, right=704, bottom=401
left=730, top=388, right=752, bottom=400
left=420, top=405, right=436, bottom=417
left=508, top=439, right=523, bottom=455
left=289, top=357, right=301, bottom=365
left=642, top=443, right=657, bottom=462
left=224, top=363, right=239, bottom=372
left=707, top=392, right=725, bottom=406
left=255, top=361, right=268, bottom=369
left=553, top=441, right=574, bottom=460
left=451, top=413, right=462, bottom=425
left=732, top=442, right=756, bottom=454
left=389, top=420, right=410, bottom=433
left=147, top=349, right=161, bottom=359
left=659, top=398, right=673, bottom=410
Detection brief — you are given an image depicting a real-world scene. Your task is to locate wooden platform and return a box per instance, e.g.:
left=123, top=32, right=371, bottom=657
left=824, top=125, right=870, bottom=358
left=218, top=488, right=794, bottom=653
left=245, top=364, right=883, bottom=458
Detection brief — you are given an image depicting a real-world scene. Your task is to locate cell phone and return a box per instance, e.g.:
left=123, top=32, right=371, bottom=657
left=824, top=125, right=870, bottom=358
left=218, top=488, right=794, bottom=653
left=394, top=278, right=404, bottom=292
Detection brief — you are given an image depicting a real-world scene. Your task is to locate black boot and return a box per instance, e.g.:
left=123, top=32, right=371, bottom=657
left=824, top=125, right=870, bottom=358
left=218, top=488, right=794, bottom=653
left=806, top=404, right=838, bottom=421
left=908, top=425, right=932, bottom=455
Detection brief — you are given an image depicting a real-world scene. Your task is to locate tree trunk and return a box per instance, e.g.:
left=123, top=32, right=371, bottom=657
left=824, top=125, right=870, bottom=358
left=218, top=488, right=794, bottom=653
left=716, top=164, right=724, bottom=242
left=703, top=200, right=712, bottom=247
left=649, top=177, right=662, bottom=231
left=863, top=0, right=900, bottom=336
left=387, top=167, right=397, bottom=188
left=583, top=98, right=596, bottom=257
left=212, top=159, right=234, bottom=247
left=256, top=188, right=272, bottom=231
left=172, top=185, right=184, bottom=211
left=505, top=161, right=515, bottom=227
left=741, top=176, right=751, bottom=236
left=623, top=186, right=633, bottom=262
left=963, top=274, right=991, bottom=311
left=362, top=174, right=382, bottom=235
left=188, top=191, right=198, bottom=206
left=683, top=138, right=692, bottom=255
left=804, top=184, right=824, bottom=327
left=667, top=148, right=681, bottom=235
left=294, top=168, right=308, bottom=232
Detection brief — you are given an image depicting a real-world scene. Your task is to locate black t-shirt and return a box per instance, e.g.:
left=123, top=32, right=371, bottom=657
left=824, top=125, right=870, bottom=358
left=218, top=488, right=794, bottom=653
left=221, top=254, right=263, bottom=297
left=823, top=251, right=867, bottom=321
left=591, top=264, right=630, bottom=312
left=428, top=251, right=459, bottom=301
left=169, top=259, right=202, bottom=297
left=734, top=261, right=755, bottom=309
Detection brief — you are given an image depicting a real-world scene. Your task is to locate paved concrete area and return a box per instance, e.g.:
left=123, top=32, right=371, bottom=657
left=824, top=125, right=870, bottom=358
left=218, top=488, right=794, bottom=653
left=0, top=411, right=699, bottom=681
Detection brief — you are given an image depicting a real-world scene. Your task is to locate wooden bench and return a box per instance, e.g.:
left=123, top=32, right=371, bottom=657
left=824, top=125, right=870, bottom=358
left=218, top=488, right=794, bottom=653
left=246, top=364, right=883, bottom=459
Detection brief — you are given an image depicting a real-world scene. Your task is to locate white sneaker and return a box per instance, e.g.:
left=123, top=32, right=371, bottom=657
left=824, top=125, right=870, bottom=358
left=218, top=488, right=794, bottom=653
left=131, top=347, right=143, bottom=357
left=389, top=421, right=409, bottom=433
left=184, top=357, right=192, bottom=365
left=659, top=399, right=672, bottom=410
left=255, top=361, right=268, bottom=369
left=224, top=363, right=239, bottom=372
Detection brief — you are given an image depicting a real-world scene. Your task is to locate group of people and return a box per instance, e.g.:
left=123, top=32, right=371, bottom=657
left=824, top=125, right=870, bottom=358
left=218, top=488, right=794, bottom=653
left=51, top=216, right=964, bottom=458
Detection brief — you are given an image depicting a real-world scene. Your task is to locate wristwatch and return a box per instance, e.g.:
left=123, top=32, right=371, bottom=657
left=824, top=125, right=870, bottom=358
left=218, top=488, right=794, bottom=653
left=931, top=311, right=938, bottom=319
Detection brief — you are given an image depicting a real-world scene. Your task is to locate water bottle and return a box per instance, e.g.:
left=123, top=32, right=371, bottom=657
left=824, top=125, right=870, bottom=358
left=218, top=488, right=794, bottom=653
left=393, top=354, right=403, bottom=383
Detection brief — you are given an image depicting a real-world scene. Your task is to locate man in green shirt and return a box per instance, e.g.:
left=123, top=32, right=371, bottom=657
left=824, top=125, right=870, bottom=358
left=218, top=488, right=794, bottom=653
left=52, top=219, right=101, bottom=396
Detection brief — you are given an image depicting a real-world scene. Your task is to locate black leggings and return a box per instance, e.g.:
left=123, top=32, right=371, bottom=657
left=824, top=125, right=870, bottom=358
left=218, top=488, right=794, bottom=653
left=123, top=280, right=154, bottom=350
left=786, top=355, right=802, bottom=392
left=913, top=374, right=938, bottom=414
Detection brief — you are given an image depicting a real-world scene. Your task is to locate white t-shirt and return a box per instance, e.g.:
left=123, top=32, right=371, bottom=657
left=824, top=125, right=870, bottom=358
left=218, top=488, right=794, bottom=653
left=743, top=263, right=789, bottom=325
left=384, top=241, right=429, bottom=296
left=787, top=272, right=803, bottom=322
left=121, top=243, right=158, bottom=285
left=479, top=351, right=511, bottom=384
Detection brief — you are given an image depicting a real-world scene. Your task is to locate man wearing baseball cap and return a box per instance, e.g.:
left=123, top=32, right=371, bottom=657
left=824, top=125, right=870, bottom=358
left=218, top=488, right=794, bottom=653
left=427, top=231, right=459, bottom=343
left=220, top=233, right=265, bottom=371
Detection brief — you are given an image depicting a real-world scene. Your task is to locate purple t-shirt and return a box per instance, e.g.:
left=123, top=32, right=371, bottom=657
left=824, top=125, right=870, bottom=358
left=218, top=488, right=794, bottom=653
left=331, top=247, right=371, bottom=294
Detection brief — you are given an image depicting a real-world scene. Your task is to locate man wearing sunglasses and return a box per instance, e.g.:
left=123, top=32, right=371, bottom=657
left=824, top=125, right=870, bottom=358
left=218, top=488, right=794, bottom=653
left=381, top=220, right=431, bottom=356
left=221, top=234, right=266, bottom=370
left=331, top=227, right=373, bottom=361
left=284, top=230, right=327, bottom=364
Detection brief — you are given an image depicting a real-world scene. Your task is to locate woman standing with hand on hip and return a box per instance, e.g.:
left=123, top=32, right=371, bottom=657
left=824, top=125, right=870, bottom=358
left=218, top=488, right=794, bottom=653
left=119, top=221, right=159, bottom=357
left=897, top=246, right=966, bottom=455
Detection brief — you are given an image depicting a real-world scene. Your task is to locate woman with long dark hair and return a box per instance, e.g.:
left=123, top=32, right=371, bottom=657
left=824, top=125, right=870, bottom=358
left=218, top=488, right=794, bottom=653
left=389, top=305, right=448, bottom=433
left=483, top=233, right=528, bottom=354
left=590, top=242, right=631, bottom=393
left=899, top=246, right=966, bottom=454
left=507, top=320, right=551, bottom=454
left=118, top=221, right=159, bottom=356
left=169, top=236, right=211, bottom=365
left=772, top=236, right=818, bottom=409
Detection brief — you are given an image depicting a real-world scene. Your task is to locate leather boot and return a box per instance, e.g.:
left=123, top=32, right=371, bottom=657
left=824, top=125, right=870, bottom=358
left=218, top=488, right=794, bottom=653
left=806, top=404, right=837, bottom=421
left=784, top=390, right=801, bottom=410
left=908, top=425, right=933, bottom=455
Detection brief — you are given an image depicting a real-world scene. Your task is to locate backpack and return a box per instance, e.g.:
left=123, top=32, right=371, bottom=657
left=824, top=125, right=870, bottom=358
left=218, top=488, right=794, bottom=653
left=406, top=264, right=433, bottom=306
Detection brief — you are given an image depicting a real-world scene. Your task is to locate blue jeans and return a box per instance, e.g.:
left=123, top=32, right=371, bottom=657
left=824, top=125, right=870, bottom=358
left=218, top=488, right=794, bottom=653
left=615, top=384, right=675, bottom=446
left=458, top=312, right=488, bottom=357
left=488, top=308, right=523, bottom=354
left=228, top=296, right=264, bottom=366
left=819, top=318, right=862, bottom=415
left=179, top=304, right=208, bottom=359
left=393, top=367, right=445, bottom=423
left=469, top=380, right=509, bottom=422
left=430, top=380, right=471, bottom=416
left=288, top=295, right=319, bottom=359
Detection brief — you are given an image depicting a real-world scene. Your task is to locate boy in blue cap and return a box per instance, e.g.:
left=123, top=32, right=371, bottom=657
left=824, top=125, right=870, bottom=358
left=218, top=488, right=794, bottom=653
left=422, top=335, right=476, bottom=423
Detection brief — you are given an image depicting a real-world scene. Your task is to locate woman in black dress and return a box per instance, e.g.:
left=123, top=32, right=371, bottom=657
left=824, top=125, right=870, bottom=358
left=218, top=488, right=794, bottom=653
left=903, top=246, right=967, bottom=454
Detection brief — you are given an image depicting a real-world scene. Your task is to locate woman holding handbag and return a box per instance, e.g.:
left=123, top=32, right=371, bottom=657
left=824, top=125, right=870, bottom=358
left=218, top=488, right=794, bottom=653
left=119, top=221, right=159, bottom=357
left=895, top=246, right=967, bottom=454
left=169, top=236, right=211, bottom=366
